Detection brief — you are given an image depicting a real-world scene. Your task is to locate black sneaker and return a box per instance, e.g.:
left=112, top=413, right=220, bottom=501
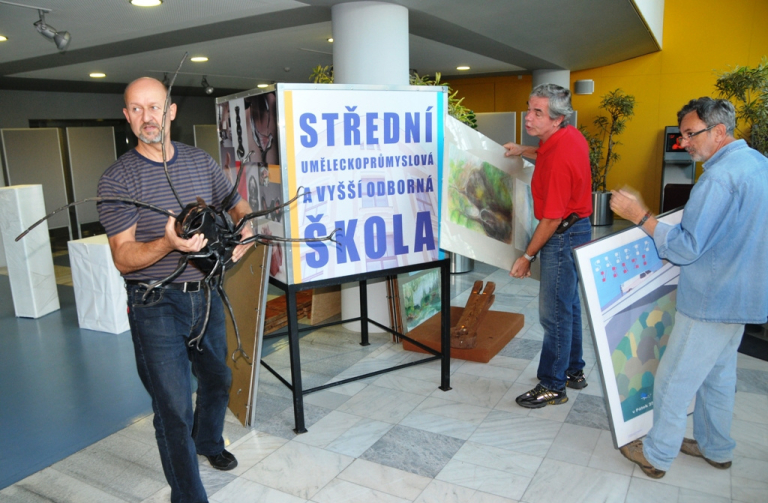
left=516, top=383, right=568, bottom=408
left=205, top=449, right=238, bottom=471
left=566, top=370, right=588, bottom=389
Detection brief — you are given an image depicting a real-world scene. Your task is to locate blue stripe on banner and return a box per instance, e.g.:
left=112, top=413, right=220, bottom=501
left=436, top=92, right=445, bottom=260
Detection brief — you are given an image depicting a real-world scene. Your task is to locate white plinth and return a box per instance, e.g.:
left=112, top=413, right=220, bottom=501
left=68, top=234, right=129, bottom=334
left=0, top=185, right=60, bottom=318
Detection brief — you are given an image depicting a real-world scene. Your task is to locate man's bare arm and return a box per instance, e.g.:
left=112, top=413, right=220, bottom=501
left=108, top=216, right=207, bottom=275
left=509, top=217, right=561, bottom=278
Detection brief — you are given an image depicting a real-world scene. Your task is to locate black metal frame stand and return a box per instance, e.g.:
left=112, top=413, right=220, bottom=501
left=263, top=258, right=452, bottom=433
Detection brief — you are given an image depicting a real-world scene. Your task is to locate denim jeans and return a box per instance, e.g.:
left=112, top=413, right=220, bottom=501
left=126, top=284, right=231, bottom=503
left=537, top=217, right=592, bottom=391
left=643, top=311, right=744, bottom=471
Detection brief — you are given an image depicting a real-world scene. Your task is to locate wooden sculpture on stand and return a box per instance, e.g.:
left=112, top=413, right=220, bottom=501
left=451, top=281, right=495, bottom=349
left=403, top=280, right=524, bottom=363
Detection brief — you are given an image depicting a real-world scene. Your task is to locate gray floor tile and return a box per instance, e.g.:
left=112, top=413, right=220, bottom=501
left=360, top=425, right=465, bottom=478
left=564, top=393, right=610, bottom=431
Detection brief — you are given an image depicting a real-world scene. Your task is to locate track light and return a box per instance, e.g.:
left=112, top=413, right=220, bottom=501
left=201, top=76, right=214, bottom=95
left=34, top=9, right=70, bottom=51
left=0, top=2, right=71, bottom=52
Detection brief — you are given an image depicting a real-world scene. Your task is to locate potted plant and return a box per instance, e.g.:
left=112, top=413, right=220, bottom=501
left=715, top=57, right=768, bottom=156
left=309, top=65, right=477, bottom=129
left=579, top=88, right=636, bottom=226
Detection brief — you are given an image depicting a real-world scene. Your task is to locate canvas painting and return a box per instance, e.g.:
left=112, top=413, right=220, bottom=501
left=398, top=269, right=441, bottom=333
left=574, top=209, right=687, bottom=448
left=441, top=116, right=539, bottom=278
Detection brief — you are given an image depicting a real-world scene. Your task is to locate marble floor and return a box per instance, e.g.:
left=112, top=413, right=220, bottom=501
left=2, top=260, right=768, bottom=502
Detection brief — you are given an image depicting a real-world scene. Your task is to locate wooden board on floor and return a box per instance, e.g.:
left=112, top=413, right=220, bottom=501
left=403, top=307, right=524, bottom=363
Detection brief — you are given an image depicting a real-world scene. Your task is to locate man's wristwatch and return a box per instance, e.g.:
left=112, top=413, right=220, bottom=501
left=523, top=252, right=537, bottom=263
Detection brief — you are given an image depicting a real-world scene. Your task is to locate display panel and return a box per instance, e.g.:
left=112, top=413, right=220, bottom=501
left=574, top=209, right=692, bottom=448
left=278, top=84, right=446, bottom=284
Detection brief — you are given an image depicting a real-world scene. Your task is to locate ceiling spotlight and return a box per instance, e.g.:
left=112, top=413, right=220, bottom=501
left=201, top=75, right=214, bottom=95
left=257, top=84, right=269, bottom=88
left=34, top=10, right=71, bottom=51
left=327, top=38, right=333, bottom=43
left=89, top=72, right=106, bottom=78
left=0, top=35, right=7, bottom=42
left=190, top=56, right=208, bottom=62
left=130, top=0, right=163, bottom=6
left=456, top=66, right=470, bottom=71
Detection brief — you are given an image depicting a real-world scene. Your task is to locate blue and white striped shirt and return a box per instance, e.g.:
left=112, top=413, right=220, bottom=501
left=97, top=142, right=239, bottom=282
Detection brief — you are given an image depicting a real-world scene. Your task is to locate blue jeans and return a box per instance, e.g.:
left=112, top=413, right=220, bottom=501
left=537, top=217, right=592, bottom=390
left=126, top=284, right=231, bottom=503
left=643, top=311, right=744, bottom=471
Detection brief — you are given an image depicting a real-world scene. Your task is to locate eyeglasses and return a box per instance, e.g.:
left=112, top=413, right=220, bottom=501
left=677, top=124, right=716, bottom=145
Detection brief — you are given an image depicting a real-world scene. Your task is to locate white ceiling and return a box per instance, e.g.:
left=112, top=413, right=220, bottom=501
left=0, top=0, right=660, bottom=96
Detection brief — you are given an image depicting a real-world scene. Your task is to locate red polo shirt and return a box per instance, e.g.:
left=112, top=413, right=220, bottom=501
left=531, top=125, right=592, bottom=221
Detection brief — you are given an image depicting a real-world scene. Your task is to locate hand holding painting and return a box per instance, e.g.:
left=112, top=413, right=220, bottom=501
left=610, top=187, right=657, bottom=234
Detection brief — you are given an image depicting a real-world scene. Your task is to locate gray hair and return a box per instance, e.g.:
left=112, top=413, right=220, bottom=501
left=530, top=83, right=573, bottom=128
left=677, top=97, right=736, bottom=136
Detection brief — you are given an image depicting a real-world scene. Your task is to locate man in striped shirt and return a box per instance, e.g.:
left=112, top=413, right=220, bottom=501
left=98, top=77, right=252, bottom=503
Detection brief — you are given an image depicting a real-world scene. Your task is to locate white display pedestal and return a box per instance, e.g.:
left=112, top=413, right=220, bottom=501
left=68, top=234, right=129, bottom=334
left=0, top=185, right=60, bottom=318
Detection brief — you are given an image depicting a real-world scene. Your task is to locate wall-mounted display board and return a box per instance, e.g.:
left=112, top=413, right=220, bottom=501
left=66, top=127, right=116, bottom=233
left=193, top=124, right=221, bottom=166
left=474, top=112, right=516, bottom=147
left=1, top=128, right=70, bottom=233
left=573, top=209, right=692, bottom=448
left=217, top=84, right=447, bottom=285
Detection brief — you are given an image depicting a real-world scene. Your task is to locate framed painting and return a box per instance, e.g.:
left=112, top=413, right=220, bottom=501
left=574, top=209, right=690, bottom=448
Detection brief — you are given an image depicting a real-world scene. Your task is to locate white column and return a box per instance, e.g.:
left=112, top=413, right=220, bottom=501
left=332, top=1, right=409, bottom=86
left=0, top=185, right=60, bottom=318
left=332, top=1, right=410, bottom=331
left=532, top=69, right=571, bottom=90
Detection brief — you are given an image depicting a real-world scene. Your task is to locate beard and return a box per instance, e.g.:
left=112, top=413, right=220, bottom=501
left=137, top=121, right=163, bottom=144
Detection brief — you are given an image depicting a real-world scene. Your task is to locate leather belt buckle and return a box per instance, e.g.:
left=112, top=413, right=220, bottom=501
left=182, top=281, right=201, bottom=293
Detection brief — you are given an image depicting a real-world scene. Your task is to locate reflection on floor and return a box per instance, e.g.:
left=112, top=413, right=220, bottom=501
left=2, top=221, right=768, bottom=502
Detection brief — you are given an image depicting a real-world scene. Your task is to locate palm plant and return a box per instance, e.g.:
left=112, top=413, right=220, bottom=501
left=309, top=65, right=477, bottom=129
left=579, top=89, right=636, bottom=192
left=715, top=58, right=768, bottom=156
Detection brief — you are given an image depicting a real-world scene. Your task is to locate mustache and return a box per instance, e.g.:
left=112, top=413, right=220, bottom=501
left=141, top=121, right=162, bottom=130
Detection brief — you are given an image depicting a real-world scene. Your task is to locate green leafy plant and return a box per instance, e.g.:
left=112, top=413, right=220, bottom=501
left=309, top=65, right=477, bottom=129
left=579, top=89, right=636, bottom=192
left=715, top=58, right=768, bottom=156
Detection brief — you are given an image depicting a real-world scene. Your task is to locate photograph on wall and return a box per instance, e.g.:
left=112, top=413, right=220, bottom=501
left=398, top=269, right=441, bottom=333
left=441, top=116, right=539, bottom=278
left=574, top=209, right=686, bottom=448
left=278, top=84, right=445, bottom=285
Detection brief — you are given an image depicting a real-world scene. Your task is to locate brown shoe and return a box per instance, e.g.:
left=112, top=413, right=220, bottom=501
left=619, top=439, right=666, bottom=478
left=679, top=438, right=732, bottom=469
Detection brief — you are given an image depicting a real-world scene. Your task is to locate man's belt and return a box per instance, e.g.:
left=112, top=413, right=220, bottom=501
left=555, top=213, right=582, bottom=234
left=125, top=279, right=203, bottom=293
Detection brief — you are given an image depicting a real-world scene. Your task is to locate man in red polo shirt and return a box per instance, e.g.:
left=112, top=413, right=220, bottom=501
left=504, top=83, right=593, bottom=408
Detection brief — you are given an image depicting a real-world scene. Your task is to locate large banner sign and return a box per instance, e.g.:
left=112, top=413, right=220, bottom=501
left=278, top=84, right=446, bottom=284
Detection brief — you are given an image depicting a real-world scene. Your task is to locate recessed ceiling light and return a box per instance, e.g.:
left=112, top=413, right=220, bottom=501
left=457, top=66, right=470, bottom=71
left=130, top=0, right=163, bottom=6
left=0, top=35, right=7, bottom=42
left=90, top=72, right=106, bottom=78
left=190, top=56, right=208, bottom=62
left=327, top=38, right=333, bottom=43
left=257, top=84, right=269, bottom=88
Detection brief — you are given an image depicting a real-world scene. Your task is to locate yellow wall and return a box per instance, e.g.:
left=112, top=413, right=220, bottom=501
left=448, top=0, right=768, bottom=212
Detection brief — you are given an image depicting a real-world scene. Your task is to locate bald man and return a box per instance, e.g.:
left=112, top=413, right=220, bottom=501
left=98, top=77, right=252, bottom=503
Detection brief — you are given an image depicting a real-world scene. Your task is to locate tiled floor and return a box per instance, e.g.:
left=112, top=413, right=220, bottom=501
left=2, top=260, right=768, bottom=502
